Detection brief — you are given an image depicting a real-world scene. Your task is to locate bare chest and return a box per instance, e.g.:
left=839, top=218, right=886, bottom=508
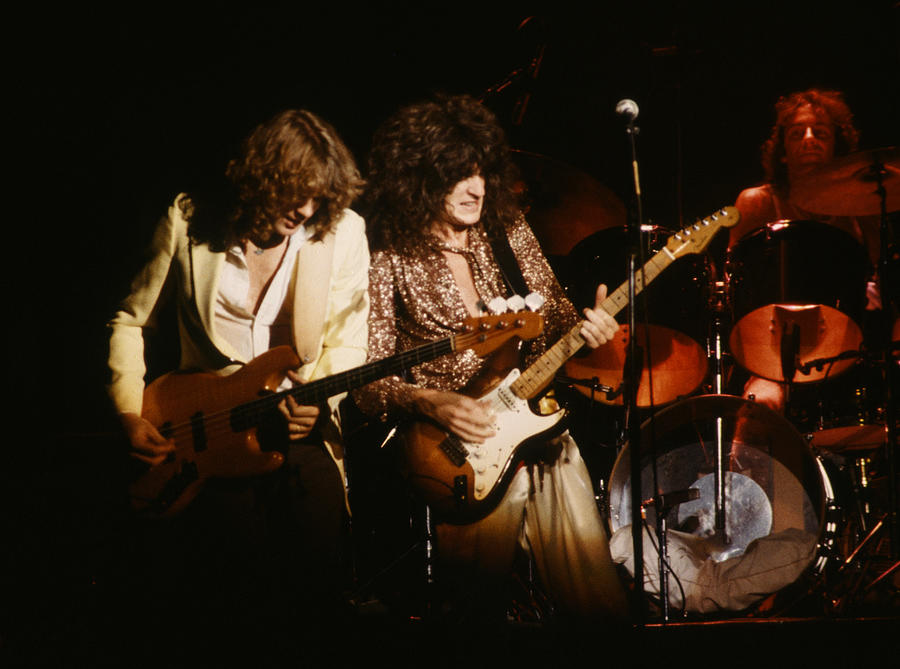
left=243, top=244, right=288, bottom=315
left=442, top=250, right=483, bottom=317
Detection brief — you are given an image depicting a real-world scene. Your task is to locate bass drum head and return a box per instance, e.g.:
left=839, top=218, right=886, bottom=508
left=608, top=395, right=828, bottom=614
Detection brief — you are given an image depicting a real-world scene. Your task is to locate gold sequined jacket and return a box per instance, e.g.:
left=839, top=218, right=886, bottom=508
left=353, top=216, right=579, bottom=418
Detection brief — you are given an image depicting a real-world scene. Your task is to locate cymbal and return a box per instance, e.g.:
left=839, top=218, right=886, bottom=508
left=791, top=146, right=900, bottom=217
left=512, top=150, right=626, bottom=256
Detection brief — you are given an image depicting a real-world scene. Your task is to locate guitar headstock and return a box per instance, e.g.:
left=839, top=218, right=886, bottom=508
left=665, top=206, right=740, bottom=258
left=459, top=311, right=544, bottom=357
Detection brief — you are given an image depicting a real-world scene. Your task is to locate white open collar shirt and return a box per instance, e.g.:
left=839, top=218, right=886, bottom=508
left=215, top=227, right=312, bottom=371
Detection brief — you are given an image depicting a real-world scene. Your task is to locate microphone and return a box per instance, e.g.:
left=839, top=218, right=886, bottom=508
left=615, top=98, right=640, bottom=121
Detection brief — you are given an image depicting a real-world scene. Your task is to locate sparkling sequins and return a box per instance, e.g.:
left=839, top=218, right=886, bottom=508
left=353, top=217, right=579, bottom=417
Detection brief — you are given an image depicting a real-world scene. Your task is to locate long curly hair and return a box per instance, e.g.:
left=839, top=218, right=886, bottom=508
left=186, top=109, right=364, bottom=250
left=362, top=94, right=521, bottom=251
left=761, top=89, right=859, bottom=193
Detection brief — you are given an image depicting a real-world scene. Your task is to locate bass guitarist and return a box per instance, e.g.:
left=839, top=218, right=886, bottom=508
left=353, top=94, right=627, bottom=622
left=106, top=109, right=368, bottom=642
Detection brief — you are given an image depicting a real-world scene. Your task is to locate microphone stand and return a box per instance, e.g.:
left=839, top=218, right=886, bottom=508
left=621, top=106, right=647, bottom=624
left=644, top=488, right=701, bottom=620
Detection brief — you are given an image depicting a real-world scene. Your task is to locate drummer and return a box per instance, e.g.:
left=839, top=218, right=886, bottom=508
left=729, top=88, right=879, bottom=262
left=728, top=88, right=881, bottom=411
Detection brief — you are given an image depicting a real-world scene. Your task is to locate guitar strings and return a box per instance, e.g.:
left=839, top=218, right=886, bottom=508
left=160, top=212, right=711, bottom=449
left=156, top=330, right=495, bottom=450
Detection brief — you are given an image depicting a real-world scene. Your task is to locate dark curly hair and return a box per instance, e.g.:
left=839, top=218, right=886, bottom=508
left=761, top=89, right=859, bottom=193
left=186, top=109, right=364, bottom=250
left=362, top=94, right=522, bottom=251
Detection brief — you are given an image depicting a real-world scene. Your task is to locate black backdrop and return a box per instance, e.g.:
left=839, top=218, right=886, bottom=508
left=26, top=3, right=899, bottom=432
left=9, top=2, right=899, bottom=656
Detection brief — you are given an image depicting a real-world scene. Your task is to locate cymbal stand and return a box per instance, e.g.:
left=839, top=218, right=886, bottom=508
left=872, top=157, right=898, bottom=559
left=709, top=281, right=729, bottom=546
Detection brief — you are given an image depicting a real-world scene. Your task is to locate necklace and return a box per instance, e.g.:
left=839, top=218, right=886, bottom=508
left=247, top=235, right=285, bottom=256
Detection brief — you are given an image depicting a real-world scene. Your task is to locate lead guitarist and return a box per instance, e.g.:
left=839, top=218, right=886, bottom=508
left=353, top=94, right=627, bottom=621
left=105, top=110, right=368, bottom=642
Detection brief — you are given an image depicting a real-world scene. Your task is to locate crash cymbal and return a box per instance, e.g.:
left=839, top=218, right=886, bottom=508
left=512, top=150, right=626, bottom=256
left=791, top=147, right=900, bottom=217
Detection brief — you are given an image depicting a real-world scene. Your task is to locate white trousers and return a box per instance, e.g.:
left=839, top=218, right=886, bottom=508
left=435, top=433, right=628, bottom=619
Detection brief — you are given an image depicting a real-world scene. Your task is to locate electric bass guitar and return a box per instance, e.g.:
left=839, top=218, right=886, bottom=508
left=129, top=311, right=543, bottom=518
left=402, top=207, right=740, bottom=522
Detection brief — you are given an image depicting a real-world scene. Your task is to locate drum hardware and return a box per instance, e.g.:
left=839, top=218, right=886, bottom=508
left=608, top=395, right=831, bottom=615
left=779, top=319, right=801, bottom=393
left=726, top=220, right=870, bottom=384
left=790, top=353, right=886, bottom=452
left=827, top=515, right=900, bottom=615
left=793, top=147, right=899, bottom=557
left=707, top=288, right=733, bottom=546
left=708, top=279, right=729, bottom=395
left=641, top=487, right=701, bottom=620
left=852, top=456, right=874, bottom=525
left=556, top=373, right=619, bottom=402
left=838, top=514, right=887, bottom=575
left=796, top=350, right=863, bottom=377
left=564, top=225, right=710, bottom=407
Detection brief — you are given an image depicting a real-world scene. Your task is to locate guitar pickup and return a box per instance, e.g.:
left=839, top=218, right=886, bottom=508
left=438, top=435, right=469, bottom=467
left=190, top=412, right=207, bottom=452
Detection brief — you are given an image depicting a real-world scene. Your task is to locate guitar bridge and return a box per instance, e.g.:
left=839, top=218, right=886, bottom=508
left=151, top=460, right=199, bottom=515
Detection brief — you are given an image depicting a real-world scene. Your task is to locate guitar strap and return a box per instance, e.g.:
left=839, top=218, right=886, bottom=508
left=488, top=229, right=535, bottom=365
left=488, top=229, right=530, bottom=298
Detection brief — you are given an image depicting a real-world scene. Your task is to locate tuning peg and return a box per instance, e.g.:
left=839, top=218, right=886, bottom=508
left=506, top=294, right=525, bottom=312
left=487, top=296, right=508, bottom=314
left=524, top=292, right=545, bottom=312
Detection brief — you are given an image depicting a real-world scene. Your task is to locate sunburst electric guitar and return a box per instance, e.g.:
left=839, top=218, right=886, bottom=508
left=130, top=311, right=543, bottom=518
left=402, top=207, right=740, bottom=522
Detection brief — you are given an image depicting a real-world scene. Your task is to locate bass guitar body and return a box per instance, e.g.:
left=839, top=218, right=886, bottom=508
left=131, top=346, right=299, bottom=517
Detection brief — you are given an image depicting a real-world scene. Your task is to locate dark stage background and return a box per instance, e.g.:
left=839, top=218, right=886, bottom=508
left=9, top=2, right=899, bottom=661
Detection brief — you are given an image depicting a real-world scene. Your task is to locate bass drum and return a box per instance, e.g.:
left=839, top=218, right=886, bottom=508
left=564, top=226, right=710, bottom=407
left=726, top=220, right=870, bottom=383
left=607, top=395, right=834, bottom=615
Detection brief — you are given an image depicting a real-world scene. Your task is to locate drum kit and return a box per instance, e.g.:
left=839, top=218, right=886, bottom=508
left=516, top=147, right=899, bottom=618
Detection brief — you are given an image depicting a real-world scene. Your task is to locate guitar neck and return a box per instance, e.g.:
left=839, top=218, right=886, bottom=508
left=217, top=311, right=543, bottom=431
left=284, top=336, right=458, bottom=406
left=510, top=247, right=675, bottom=400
